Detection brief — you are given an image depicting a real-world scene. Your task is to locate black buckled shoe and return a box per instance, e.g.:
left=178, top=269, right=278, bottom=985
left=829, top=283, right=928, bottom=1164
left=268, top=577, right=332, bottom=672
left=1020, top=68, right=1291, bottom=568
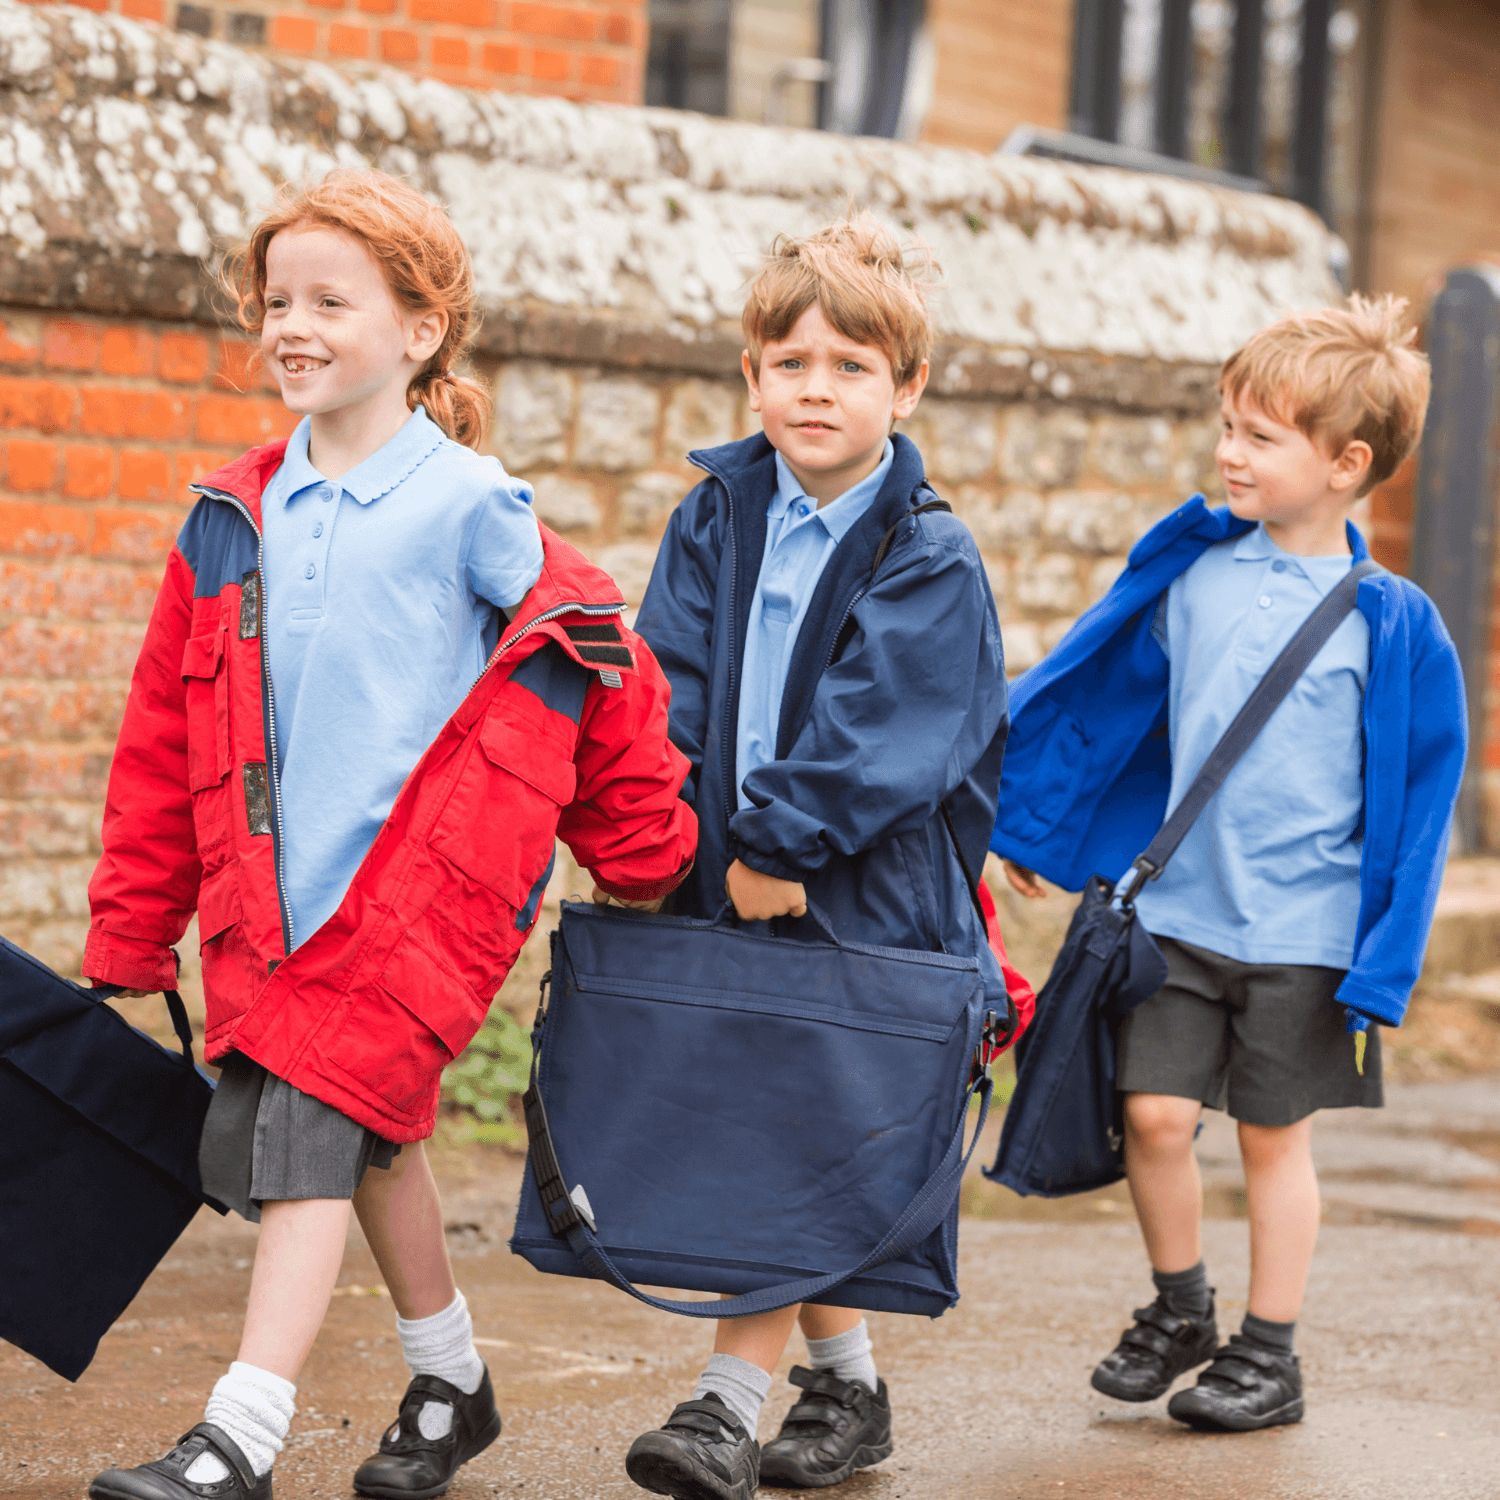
left=759, top=1365, right=893, bottom=1489
left=88, top=1423, right=271, bottom=1500
left=1090, top=1293, right=1218, bottom=1402
left=1166, top=1336, right=1304, bottom=1431
left=625, top=1392, right=759, bottom=1500
left=352, top=1368, right=502, bottom=1499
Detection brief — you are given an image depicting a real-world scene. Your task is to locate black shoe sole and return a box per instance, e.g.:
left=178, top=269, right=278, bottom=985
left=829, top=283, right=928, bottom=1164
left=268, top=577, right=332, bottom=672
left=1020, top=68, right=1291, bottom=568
left=758, top=1438, right=894, bottom=1489
left=1169, top=1395, right=1305, bottom=1433
left=625, top=1435, right=753, bottom=1500
left=352, top=1409, right=503, bottom=1500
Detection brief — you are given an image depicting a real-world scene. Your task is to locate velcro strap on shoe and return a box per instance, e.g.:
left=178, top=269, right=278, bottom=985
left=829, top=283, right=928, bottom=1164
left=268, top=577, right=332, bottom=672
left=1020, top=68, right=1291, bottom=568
left=401, top=1372, right=465, bottom=1408
left=788, top=1365, right=867, bottom=1411
left=1202, top=1344, right=1278, bottom=1388
left=665, top=1398, right=746, bottom=1441
left=177, top=1423, right=257, bottom=1492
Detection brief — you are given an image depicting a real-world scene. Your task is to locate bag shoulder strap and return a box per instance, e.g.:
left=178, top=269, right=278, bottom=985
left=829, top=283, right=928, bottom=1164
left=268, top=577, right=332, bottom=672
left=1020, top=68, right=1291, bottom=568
left=870, top=490, right=951, bottom=577
left=1120, top=557, right=1380, bottom=904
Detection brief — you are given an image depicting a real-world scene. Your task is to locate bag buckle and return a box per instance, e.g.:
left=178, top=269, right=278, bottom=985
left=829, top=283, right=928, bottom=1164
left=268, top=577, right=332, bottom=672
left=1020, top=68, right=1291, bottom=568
left=1118, top=857, right=1158, bottom=909
left=521, top=1068, right=596, bottom=1237
left=970, top=1009, right=1000, bottom=1086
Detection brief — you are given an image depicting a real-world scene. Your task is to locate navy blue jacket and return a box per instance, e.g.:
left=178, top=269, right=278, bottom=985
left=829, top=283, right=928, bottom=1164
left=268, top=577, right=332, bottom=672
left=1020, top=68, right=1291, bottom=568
left=990, top=496, right=1467, bottom=1028
left=635, top=432, right=1010, bottom=1010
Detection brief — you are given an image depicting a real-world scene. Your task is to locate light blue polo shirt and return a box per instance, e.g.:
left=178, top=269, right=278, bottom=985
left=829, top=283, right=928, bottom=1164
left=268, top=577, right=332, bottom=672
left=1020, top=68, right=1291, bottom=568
left=735, top=441, right=894, bottom=809
left=262, top=409, right=544, bottom=947
left=1131, top=524, right=1370, bottom=969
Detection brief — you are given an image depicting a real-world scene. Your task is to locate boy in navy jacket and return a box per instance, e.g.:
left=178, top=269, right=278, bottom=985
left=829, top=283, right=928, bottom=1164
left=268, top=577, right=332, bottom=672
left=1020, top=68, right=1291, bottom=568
left=628, top=218, right=1009, bottom=1498
left=996, top=297, right=1465, bottom=1432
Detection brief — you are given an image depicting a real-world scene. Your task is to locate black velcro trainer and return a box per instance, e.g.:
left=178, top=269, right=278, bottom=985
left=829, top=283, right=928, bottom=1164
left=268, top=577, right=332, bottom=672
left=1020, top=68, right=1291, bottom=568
left=352, top=1368, right=502, bottom=1500
left=625, top=1391, right=759, bottom=1500
left=758, top=1365, right=893, bottom=1489
left=88, top=1423, right=271, bottom=1500
left=1166, top=1336, right=1304, bottom=1431
left=1090, top=1293, right=1218, bottom=1402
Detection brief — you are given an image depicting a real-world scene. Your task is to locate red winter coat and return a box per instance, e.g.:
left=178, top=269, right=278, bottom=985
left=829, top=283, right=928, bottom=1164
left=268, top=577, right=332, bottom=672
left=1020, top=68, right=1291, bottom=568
left=84, top=441, right=697, bottom=1142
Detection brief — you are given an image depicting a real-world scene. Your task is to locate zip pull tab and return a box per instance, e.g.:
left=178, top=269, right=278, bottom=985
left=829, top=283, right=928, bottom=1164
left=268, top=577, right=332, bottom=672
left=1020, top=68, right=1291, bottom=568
left=1354, top=1030, right=1367, bottom=1076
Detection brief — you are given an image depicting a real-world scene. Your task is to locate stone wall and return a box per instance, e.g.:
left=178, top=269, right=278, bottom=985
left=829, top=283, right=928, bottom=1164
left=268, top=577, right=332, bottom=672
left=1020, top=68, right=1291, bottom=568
left=0, top=1, right=1357, bottom=1014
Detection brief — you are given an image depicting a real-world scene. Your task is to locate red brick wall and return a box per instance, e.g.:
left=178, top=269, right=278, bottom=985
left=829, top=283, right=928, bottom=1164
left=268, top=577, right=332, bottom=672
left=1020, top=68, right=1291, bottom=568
left=0, top=311, right=295, bottom=978
left=34, top=0, right=646, bottom=102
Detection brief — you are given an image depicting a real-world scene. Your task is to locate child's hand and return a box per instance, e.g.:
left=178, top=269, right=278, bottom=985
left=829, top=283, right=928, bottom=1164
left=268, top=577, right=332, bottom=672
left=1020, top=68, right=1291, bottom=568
left=590, top=886, right=665, bottom=914
left=726, top=859, right=807, bottom=921
left=1002, top=860, right=1048, bottom=900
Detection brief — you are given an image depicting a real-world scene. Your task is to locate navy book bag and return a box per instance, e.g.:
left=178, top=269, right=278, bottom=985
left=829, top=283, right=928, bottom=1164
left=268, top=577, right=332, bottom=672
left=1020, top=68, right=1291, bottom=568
left=0, top=937, right=221, bottom=1379
left=511, top=900, right=1000, bottom=1318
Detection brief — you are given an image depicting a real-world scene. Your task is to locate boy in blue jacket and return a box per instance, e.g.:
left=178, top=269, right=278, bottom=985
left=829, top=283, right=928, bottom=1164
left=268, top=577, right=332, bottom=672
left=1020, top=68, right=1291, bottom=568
left=627, top=217, right=1009, bottom=1499
left=996, top=296, right=1466, bottom=1432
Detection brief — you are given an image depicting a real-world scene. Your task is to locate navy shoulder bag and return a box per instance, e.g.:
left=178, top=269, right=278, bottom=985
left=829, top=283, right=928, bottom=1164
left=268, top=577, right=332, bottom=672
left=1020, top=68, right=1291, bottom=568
left=988, top=558, right=1379, bottom=1197
left=510, top=899, right=1003, bottom=1318
left=0, top=937, right=222, bottom=1379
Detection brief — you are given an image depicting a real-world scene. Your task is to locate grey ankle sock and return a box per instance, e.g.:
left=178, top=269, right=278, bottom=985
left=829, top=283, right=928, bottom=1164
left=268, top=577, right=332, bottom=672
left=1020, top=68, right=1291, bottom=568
left=805, top=1319, right=877, bottom=1393
left=1240, top=1312, right=1295, bottom=1356
left=692, top=1353, right=772, bottom=1439
left=1152, top=1261, right=1212, bottom=1319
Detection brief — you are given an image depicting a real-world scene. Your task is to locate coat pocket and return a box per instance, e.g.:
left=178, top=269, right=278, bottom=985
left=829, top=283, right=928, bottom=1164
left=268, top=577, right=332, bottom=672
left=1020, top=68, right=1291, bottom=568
left=332, top=933, right=480, bottom=1118
left=429, top=706, right=576, bottom=909
left=197, top=862, right=252, bottom=1030
left=181, top=627, right=231, bottom=792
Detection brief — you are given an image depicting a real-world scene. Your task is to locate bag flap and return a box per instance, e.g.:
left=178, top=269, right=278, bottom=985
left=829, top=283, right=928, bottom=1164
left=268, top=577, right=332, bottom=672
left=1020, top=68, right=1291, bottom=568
left=0, top=939, right=212, bottom=1195
left=180, top=627, right=225, bottom=680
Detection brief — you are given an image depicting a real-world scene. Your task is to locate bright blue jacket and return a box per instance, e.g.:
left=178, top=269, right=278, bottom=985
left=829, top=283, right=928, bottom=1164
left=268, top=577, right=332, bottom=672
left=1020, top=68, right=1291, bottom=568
left=636, top=432, right=1011, bottom=1011
left=990, top=496, right=1467, bottom=1028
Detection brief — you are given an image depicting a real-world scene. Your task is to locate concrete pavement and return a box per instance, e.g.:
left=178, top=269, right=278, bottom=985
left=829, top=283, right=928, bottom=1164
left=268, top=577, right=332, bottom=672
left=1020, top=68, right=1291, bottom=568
left=4, top=1073, right=1499, bottom=1500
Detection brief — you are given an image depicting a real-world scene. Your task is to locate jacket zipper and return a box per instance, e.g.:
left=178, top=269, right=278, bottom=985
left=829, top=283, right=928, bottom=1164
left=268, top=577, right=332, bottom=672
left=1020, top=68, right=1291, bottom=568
left=721, top=498, right=741, bottom=836
left=191, top=484, right=295, bottom=955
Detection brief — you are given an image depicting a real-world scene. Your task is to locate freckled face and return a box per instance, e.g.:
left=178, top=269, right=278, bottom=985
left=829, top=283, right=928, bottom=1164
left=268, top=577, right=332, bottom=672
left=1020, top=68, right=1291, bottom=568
left=1215, top=392, right=1342, bottom=526
left=745, top=303, right=925, bottom=492
left=260, top=224, right=420, bottom=419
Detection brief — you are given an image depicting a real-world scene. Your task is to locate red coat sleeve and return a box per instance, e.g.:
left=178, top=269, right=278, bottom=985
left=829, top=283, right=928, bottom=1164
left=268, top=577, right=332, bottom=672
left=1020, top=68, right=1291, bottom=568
left=82, top=547, right=202, bottom=991
left=559, top=633, right=697, bottom=902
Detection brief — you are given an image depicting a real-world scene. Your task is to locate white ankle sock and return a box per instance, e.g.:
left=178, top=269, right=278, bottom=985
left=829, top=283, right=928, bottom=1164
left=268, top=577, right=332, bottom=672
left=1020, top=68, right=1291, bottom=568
left=692, top=1352, right=771, bottom=1439
left=806, top=1320, right=878, bottom=1393
left=184, top=1361, right=296, bottom=1482
left=396, top=1291, right=485, bottom=1440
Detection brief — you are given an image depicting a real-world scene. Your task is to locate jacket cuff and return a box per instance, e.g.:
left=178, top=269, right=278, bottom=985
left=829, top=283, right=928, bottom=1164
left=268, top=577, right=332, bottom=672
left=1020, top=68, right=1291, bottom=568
left=589, top=856, right=694, bottom=905
left=734, top=845, right=812, bottom=883
left=1334, top=972, right=1404, bottom=1028
left=82, top=928, right=179, bottom=993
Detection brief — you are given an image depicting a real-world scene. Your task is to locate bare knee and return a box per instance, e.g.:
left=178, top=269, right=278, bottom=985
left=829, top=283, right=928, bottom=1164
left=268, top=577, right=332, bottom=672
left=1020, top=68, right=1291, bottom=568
left=1124, top=1093, right=1201, bottom=1156
left=1238, top=1118, right=1313, bottom=1172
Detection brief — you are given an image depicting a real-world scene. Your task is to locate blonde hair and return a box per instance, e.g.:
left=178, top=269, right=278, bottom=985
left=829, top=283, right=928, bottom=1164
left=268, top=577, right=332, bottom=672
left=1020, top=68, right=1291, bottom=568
left=742, top=213, right=937, bottom=387
left=222, top=170, right=491, bottom=449
left=1219, top=294, right=1430, bottom=495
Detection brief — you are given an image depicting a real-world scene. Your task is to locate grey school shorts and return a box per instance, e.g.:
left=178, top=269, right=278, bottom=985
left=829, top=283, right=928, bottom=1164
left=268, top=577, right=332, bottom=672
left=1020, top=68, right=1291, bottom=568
left=1116, top=935, right=1383, bottom=1127
left=198, top=1052, right=400, bottom=1222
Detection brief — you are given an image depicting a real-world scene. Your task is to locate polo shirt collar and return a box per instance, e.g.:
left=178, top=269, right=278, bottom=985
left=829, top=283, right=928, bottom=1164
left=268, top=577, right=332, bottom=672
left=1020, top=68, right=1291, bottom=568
left=769, top=440, right=895, bottom=543
left=1231, top=520, right=1369, bottom=574
left=276, top=408, right=446, bottom=507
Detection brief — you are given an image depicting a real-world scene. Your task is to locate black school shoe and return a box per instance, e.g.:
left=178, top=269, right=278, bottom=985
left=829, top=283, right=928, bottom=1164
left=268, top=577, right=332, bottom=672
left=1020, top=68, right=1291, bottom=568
left=1090, top=1294, right=1219, bottom=1402
left=625, top=1392, right=759, bottom=1500
left=88, top=1424, right=271, bottom=1500
left=759, top=1366, right=893, bottom=1489
left=1166, top=1336, right=1304, bottom=1431
left=353, top=1368, right=502, bottom=1499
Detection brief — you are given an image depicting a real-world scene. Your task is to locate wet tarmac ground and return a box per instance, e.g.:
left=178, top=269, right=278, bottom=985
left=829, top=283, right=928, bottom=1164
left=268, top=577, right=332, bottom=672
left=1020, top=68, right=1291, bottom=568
left=4, top=1075, right=1498, bottom=1500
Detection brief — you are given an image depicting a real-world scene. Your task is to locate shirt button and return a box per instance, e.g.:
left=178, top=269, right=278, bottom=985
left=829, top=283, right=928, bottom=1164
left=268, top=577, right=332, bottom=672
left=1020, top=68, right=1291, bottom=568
left=1258, top=595, right=1272, bottom=608
left=312, top=522, right=323, bottom=538
left=798, top=503, right=810, bottom=516
left=1272, top=560, right=1287, bottom=573
left=321, top=488, right=334, bottom=502
left=304, top=563, right=316, bottom=580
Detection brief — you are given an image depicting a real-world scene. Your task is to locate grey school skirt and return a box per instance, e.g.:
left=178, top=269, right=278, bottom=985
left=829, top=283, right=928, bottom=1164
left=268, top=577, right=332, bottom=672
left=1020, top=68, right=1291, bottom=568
left=198, top=1052, right=400, bottom=1222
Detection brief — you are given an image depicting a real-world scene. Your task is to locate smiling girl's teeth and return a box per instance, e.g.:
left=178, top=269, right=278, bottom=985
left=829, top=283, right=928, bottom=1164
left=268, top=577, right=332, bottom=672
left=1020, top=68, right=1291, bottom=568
left=284, top=356, right=322, bottom=374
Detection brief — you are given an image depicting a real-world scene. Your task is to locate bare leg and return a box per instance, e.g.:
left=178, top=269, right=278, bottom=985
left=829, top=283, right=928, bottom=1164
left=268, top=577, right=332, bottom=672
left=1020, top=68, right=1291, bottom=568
left=1239, top=1117, right=1319, bottom=1323
left=237, top=1198, right=351, bottom=1381
left=797, top=1305, right=865, bottom=1341
left=353, top=1142, right=457, bottom=1320
left=1123, top=1092, right=1205, bottom=1273
left=713, top=1305, right=803, bottom=1376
